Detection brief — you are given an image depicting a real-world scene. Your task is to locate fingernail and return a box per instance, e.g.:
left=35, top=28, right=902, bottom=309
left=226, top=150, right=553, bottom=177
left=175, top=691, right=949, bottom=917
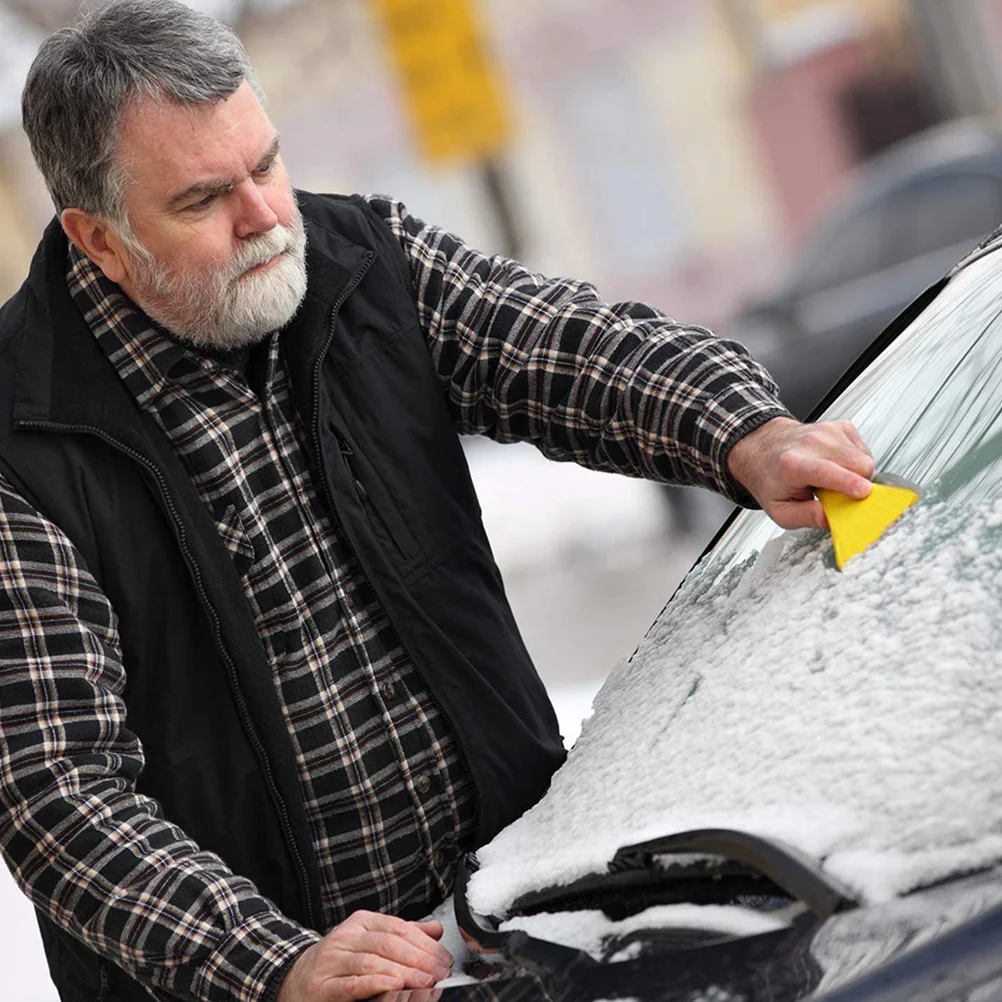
left=420, top=972, right=437, bottom=987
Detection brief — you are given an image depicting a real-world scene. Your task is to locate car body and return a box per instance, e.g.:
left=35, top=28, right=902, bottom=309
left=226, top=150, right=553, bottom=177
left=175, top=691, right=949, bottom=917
left=383, top=220, right=1002, bottom=1000
left=735, top=118, right=1002, bottom=419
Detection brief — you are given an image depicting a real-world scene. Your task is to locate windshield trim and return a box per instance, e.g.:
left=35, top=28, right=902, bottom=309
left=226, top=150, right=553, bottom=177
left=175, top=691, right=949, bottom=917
left=953, top=226, right=1002, bottom=273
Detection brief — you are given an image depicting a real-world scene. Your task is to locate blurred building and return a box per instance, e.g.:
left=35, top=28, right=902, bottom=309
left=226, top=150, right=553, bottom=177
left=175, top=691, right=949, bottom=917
left=719, top=0, right=938, bottom=240
left=910, top=0, right=1002, bottom=118
left=0, top=0, right=998, bottom=325
left=246, top=0, right=786, bottom=332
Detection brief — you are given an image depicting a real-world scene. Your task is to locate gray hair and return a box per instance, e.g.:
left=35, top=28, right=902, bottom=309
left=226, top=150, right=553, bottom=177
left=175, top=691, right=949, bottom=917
left=21, top=0, right=263, bottom=232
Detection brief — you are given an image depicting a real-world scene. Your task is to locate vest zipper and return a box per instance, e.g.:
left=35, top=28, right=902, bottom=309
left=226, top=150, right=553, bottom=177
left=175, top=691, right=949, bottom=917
left=16, top=419, right=319, bottom=929
left=312, top=256, right=483, bottom=839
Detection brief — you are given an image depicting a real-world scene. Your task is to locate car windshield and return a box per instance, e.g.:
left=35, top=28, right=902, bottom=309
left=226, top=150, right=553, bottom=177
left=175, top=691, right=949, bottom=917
left=720, top=251, right=1002, bottom=574
left=468, top=247, right=1002, bottom=926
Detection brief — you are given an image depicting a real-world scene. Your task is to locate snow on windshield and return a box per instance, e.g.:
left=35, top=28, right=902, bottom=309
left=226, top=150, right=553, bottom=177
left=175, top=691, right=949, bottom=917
left=469, top=496, right=1002, bottom=917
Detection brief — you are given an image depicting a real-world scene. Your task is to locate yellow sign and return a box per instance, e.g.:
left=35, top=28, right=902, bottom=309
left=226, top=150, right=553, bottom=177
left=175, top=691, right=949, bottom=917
left=375, top=0, right=513, bottom=164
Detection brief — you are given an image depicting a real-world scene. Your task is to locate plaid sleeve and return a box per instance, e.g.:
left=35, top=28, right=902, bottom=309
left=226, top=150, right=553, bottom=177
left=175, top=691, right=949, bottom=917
left=0, top=475, right=320, bottom=1002
left=363, top=194, right=791, bottom=505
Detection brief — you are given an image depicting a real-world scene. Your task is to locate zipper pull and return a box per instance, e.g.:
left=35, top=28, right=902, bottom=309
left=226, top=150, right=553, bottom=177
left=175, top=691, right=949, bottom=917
left=335, top=431, right=368, bottom=500
left=335, top=431, right=354, bottom=458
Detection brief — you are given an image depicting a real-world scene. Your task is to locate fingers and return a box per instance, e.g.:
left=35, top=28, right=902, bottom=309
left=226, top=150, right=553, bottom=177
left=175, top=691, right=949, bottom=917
left=795, top=456, right=872, bottom=500
left=415, top=920, right=444, bottom=940
left=727, top=417, right=877, bottom=525
left=278, top=913, right=456, bottom=1002
left=339, top=974, right=407, bottom=999
left=355, top=913, right=453, bottom=972
left=338, top=948, right=440, bottom=990
left=769, top=421, right=873, bottom=501
left=379, top=991, right=443, bottom=1002
left=784, top=424, right=874, bottom=481
left=342, top=931, right=452, bottom=982
left=829, top=440, right=876, bottom=481
left=766, top=498, right=829, bottom=531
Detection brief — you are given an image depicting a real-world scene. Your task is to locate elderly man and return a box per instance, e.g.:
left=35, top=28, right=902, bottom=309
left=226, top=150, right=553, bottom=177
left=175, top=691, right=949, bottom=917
left=1, top=1, right=875, bottom=1000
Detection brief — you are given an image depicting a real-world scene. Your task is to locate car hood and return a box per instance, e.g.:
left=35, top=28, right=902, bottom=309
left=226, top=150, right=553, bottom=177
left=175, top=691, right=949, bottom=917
left=466, top=494, right=1002, bottom=920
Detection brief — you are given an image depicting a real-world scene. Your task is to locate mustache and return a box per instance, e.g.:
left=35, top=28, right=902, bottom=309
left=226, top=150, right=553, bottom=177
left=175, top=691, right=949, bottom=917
left=227, top=225, right=296, bottom=280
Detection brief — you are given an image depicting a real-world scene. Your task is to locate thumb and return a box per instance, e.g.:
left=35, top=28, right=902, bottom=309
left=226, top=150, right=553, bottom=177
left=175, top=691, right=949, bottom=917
left=767, top=498, right=828, bottom=531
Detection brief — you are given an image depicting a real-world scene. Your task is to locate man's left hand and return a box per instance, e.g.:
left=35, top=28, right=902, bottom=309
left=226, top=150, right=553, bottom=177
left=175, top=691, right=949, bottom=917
left=727, top=416, right=876, bottom=530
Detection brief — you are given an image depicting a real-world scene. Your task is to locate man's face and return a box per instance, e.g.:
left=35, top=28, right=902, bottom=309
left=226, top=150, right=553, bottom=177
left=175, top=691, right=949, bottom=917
left=112, top=80, right=307, bottom=351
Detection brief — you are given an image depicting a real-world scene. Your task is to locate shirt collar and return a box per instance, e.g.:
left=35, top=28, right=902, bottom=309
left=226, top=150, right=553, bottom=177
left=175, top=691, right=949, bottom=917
left=66, top=243, right=205, bottom=409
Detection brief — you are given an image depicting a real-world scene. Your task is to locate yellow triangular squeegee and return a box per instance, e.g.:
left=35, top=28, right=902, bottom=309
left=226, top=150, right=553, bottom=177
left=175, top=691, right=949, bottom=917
left=817, top=476, right=921, bottom=569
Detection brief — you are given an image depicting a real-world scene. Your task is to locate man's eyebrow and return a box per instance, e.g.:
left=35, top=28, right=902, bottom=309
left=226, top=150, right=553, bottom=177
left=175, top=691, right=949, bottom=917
left=255, top=135, right=281, bottom=172
left=165, top=135, right=281, bottom=210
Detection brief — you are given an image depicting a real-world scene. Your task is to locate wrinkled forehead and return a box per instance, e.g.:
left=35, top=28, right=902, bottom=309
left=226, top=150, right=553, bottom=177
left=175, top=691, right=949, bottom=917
left=115, top=81, right=277, bottom=207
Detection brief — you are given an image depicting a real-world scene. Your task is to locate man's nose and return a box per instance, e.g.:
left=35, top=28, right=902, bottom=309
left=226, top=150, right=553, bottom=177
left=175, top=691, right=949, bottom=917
left=234, top=179, right=280, bottom=238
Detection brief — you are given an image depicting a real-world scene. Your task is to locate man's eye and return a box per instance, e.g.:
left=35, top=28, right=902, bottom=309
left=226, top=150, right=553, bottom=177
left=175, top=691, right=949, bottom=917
left=188, top=193, right=217, bottom=210
left=254, top=161, right=277, bottom=178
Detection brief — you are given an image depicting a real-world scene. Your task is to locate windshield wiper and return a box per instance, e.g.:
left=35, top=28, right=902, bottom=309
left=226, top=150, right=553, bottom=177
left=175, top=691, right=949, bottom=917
left=613, top=825, right=857, bottom=913
left=608, top=829, right=857, bottom=919
left=456, top=827, right=859, bottom=963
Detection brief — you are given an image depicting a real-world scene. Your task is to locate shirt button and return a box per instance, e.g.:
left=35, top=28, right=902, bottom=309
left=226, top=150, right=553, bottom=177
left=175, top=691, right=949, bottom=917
left=415, top=773, right=433, bottom=796
left=433, top=848, right=448, bottom=872
left=378, top=680, right=396, bottom=701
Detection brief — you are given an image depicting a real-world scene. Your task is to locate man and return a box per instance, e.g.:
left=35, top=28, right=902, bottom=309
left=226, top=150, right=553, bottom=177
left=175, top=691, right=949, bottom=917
left=1, top=2, right=875, bottom=1000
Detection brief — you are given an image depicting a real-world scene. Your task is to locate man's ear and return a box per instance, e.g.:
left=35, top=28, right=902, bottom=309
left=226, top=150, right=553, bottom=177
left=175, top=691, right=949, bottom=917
left=60, top=208, right=130, bottom=285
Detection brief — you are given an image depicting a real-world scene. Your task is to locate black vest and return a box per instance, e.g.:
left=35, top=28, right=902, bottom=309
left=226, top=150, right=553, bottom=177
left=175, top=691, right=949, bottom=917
left=0, top=193, right=565, bottom=1001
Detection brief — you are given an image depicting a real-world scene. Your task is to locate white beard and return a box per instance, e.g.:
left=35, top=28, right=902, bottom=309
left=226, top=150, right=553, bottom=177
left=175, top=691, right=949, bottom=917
left=127, top=205, right=308, bottom=351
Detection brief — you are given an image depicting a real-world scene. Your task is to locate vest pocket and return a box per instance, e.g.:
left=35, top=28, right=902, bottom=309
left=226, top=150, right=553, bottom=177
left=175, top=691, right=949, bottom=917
left=333, top=429, right=421, bottom=562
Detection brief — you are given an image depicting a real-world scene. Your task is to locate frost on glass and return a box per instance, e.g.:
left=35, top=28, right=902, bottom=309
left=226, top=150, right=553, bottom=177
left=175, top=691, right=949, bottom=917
left=469, top=253, right=1002, bottom=920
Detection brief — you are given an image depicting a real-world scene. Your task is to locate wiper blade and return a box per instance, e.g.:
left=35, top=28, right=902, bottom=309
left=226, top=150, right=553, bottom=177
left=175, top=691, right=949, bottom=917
left=458, top=829, right=857, bottom=977
left=509, top=828, right=858, bottom=923
left=609, top=828, right=858, bottom=920
left=456, top=828, right=859, bottom=960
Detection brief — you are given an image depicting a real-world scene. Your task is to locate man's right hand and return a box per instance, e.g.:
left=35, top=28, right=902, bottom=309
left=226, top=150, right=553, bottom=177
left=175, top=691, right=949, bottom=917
left=277, top=911, right=454, bottom=1001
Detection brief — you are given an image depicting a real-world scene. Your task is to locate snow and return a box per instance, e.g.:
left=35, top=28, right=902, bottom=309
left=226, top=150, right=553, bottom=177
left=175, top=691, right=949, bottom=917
left=469, top=495, right=1002, bottom=917
left=547, top=679, right=603, bottom=748
left=462, top=439, right=666, bottom=575
left=0, top=865, right=56, bottom=1001
left=500, top=903, right=790, bottom=961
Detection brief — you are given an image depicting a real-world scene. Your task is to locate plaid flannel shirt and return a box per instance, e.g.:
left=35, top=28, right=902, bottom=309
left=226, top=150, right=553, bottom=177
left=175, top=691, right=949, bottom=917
left=0, top=195, right=789, bottom=1002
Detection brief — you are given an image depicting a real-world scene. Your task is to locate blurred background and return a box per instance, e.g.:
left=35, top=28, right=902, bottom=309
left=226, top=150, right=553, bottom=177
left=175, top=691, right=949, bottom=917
left=4, top=0, right=1002, bottom=996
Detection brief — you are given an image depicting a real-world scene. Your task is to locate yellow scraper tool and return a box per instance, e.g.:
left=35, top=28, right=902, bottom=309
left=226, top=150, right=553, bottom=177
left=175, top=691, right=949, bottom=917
left=817, top=473, right=922, bottom=570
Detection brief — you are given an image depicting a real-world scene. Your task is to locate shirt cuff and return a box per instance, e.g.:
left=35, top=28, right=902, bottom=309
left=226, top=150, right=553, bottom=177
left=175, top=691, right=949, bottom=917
left=186, top=912, right=322, bottom=1002
left=695, top=386, right=793, bottom=507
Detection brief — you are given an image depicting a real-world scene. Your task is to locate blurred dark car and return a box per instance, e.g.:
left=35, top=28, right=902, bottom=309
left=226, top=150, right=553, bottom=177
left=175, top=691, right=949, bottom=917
left=382, top=223, right=1002, bottom=1001
left=735, top=118, right=1002, bottom=419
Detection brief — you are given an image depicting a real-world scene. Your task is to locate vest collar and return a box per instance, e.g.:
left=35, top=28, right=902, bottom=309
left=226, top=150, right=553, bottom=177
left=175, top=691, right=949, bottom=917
left=13, top=197, right=373, bottom=442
